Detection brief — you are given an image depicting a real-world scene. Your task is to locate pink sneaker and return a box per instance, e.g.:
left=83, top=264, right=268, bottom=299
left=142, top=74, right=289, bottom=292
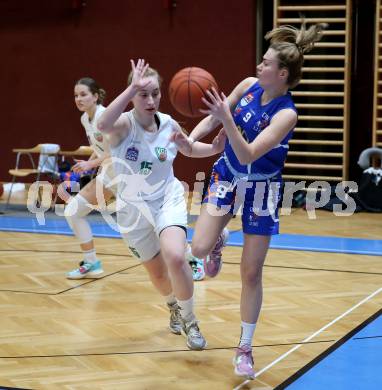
left=204, top=228, right=229, bottom=278
left=233, top=344, right=255, bottom=379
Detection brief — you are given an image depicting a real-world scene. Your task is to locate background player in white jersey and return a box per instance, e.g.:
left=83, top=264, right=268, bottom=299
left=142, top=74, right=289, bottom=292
left=65, top=78, right=115, bottom=279
left=97, top=59, right=226, bottom=350
left=173, top=22, right=327, bottom=378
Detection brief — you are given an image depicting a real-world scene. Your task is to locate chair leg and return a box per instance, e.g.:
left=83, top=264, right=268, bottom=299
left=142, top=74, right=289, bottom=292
left=3, top=176, right=17, bottom=213
left=49, top=175, right=60, bottom=210
left=35, top=173, right=42, bottom=208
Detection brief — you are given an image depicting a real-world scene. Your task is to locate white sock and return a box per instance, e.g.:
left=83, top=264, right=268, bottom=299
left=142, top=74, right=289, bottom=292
left=239, top=321, right=256, bottom=348
left=178, top=296, right=195, bottom=322
left=83, top=249, right=97, bottom=263
left=164, top=293, right=177, bottom=306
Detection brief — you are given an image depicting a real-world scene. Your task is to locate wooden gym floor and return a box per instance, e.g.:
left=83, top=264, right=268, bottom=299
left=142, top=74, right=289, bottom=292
left=0, top=190, right=381, bottom=389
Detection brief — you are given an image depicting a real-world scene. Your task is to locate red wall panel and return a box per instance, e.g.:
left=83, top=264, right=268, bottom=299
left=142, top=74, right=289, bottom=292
left=1, top=0, right=256, bottom=186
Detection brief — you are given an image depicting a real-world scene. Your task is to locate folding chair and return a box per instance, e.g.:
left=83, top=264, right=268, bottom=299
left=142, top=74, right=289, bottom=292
left=4, top=143, right=61, bottom=212
left=60, top=145, right=93, bottom=158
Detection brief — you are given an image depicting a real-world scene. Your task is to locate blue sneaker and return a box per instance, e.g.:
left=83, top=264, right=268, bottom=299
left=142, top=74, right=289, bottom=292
left=66, top=260, right=104, bottom=279
left=189, top=256, right=206, bottom=281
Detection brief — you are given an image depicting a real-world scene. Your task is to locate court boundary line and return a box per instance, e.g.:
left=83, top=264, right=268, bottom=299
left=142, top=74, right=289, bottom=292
left=0, top=263, right=142, bottom=295
left=0, top=248, right=129, bottom=257
left=0, top=250, right=380, bottom=294
left=2, top=222, right=382, bottom=256
left=233, top=287, right=382, bottom=390
left=353, top=334, right=382, bottom=340
left=264, top=264, right=382, bottom=276
left=0, top=339, right=335, bottom=360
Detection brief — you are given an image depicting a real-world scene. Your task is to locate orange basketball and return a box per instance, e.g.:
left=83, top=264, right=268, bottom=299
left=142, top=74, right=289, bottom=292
left=168, top=67, right=218, bottom=118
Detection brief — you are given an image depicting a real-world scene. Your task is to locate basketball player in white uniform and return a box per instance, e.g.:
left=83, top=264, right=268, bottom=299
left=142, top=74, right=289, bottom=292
left=65, top=78, right=115, bottom=279
left=97, top=59, right=226, bottom=350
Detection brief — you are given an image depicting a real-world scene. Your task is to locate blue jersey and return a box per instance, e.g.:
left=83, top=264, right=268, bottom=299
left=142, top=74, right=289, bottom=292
left=224, top=81, right=297, bottom=178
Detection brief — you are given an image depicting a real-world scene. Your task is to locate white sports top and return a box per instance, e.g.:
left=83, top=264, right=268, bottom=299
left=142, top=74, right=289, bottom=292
left=80, top=104, right=110, bottom=158
left=110, top=109, right=182, bottom=201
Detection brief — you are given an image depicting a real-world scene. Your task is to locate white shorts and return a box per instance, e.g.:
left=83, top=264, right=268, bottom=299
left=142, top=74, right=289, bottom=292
left=117, top=180, right=187, bottom=262
left=95, top=157, right=118, bottom=195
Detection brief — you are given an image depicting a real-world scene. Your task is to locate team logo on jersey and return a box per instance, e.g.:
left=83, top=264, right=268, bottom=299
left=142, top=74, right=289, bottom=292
left=240, top=93, right=254, bottom=107
left=94, top=132, right=103, bottom=142
left=155, top=147, right=167, bottom=162
left=125, top=146, right=139, bottom=161
left=140, top=161, right=153, bottom=175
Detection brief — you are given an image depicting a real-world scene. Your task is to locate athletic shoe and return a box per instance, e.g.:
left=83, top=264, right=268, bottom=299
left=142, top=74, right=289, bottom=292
left=189, top=256, right=206, bottom=281
left=182, top=318, right=207, bottom=350
left=66, top=260, right=104, bottom=279
left=233, top=344, right=255, bottom=379
left=204, top=227, right=229, bottom=278
left=167, top=302, right=182, bottom=335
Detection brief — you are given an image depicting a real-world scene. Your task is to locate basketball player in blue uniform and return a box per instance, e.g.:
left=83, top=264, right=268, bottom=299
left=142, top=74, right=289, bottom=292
left=173, top=21, right=327, bottom=379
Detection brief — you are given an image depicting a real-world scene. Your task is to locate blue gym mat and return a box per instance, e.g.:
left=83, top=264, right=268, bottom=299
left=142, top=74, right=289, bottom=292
left=282, top=312, right=382, bottom=390
left=1, top=215, right=382, bottom=256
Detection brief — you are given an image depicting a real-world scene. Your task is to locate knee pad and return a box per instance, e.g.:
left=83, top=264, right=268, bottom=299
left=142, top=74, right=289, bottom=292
left=64, top=194, right=93, bottom=244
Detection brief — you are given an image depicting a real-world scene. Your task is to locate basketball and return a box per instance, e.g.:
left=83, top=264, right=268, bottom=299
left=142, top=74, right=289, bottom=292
left=168, top=67, right=218, bottom=118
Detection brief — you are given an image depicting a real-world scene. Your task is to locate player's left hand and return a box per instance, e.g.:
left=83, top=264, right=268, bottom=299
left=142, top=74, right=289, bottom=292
left=212, top=127, right=227, bottom=153
left=72, top=159, right=94, bottom=173
left=200, top=87, right=231, bottom=122
left=169, top=129, right=193, bottom=155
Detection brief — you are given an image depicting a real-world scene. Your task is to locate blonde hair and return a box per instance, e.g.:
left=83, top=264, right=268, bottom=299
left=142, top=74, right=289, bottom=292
left=265, top=20, right=328, bottom=88
left=127, top=66, right=163, bottom=86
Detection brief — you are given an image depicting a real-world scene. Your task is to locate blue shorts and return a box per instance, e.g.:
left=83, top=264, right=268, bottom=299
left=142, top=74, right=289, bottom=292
left=203, top=157, right=282, bottom=235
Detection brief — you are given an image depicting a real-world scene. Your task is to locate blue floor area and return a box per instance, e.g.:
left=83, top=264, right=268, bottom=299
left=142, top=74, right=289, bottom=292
left=1, top=215, right=382, bottom=256
left=0, top=215, right=120, bottom=238
left=1, top=213, right=381, bottom=389
left=284, top=313, right=382, bottom=390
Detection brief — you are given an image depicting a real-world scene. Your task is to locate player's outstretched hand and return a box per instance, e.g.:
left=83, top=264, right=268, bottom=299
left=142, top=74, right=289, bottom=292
left=200, top=87, right=230, bottom=123
left=130, top=59, right=152, bottom=92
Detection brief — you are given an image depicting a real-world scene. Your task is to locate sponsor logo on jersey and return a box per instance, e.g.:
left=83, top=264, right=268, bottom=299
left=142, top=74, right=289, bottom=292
left=94, top=132, right=103, bottom=142
left=125, top=146, right=139, bottom=161
left=155, top=147, right=167, bottom=162
left=254, top=112, right=270, bottom=133
left=237, top=125, right=249, bottom=142
left=129, top=246, right=140, bottom=258
left=248, top=208, right=260, bottom=226
left=234, top=106, right=243, bottom=116
left=260, top=112, right=270, bottom=129
left=139, top=161, right=153, bottom=175
left=95, top=144, right=104, bottom=153
left=240, top=93, right=254, bottom=107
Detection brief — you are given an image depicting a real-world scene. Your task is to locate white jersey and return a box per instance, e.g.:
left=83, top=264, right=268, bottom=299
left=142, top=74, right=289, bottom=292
left=80, top=104, right=109, bottom=158
left=110, top=109, right=182, bottom=201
